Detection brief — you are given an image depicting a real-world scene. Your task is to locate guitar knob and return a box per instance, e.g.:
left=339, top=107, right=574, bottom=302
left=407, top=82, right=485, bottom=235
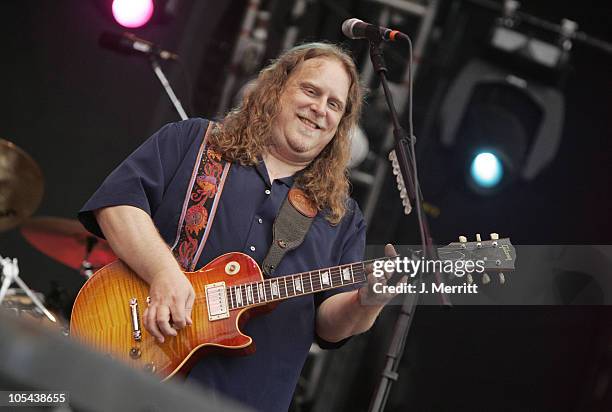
left=459, top=236, right=467, bottom=243
left=143, top=362, right=156, bottom=374
left=499, top=272, right=505, bottom=284
left=490, top=233, right=499, bottom=240
left=475, top=233, right=482, bottom=242
left=482, top=273, right=491, bottom=284
left=129, top=347, right=141, bottom=359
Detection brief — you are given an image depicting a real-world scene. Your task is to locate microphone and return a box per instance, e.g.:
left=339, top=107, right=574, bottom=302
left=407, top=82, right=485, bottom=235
left=99, top=32, right=179, bottom=61
left=341, top=18, right=408, bottom=43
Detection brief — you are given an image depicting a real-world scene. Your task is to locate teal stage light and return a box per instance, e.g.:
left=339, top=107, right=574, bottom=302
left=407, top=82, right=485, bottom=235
left=470, top=152, right=503, bottom=189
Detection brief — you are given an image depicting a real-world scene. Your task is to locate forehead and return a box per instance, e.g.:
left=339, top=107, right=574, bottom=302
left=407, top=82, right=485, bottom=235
left=288, top=56, right=351, bottom=101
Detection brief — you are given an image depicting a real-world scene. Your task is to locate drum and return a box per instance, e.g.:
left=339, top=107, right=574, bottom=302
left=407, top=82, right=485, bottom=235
left=1, top=288, right=67, bottom=334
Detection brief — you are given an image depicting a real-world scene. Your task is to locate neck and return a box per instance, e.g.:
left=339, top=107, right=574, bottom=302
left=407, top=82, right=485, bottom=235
left=262, top=150, right=308, bottom=183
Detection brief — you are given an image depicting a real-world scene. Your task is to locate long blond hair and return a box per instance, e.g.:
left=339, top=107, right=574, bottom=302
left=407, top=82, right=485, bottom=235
left=209, top=42, right=364, bottom=224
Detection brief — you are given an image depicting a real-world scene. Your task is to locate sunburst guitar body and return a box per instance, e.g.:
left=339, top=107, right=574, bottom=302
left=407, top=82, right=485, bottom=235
left=71, top=252, right=266, bottom=380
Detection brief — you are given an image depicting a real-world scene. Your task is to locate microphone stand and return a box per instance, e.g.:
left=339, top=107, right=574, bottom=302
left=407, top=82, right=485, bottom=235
left=366, top=37, right=450, bottom=412
left=149, top=56, right=189, bottom=121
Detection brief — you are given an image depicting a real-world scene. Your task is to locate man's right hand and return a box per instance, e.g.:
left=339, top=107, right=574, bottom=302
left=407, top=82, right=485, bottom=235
left=143, top=270, right=195, bottom=343
left=95, top=205, right=197, bottom=344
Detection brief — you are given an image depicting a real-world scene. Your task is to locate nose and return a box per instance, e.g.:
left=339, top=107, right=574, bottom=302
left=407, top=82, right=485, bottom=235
left=309, top=98, right=326, bottom=117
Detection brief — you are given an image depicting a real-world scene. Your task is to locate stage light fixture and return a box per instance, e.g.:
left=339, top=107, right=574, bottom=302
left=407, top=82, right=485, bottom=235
left=470, top=151, right=504, bottom=189
left=111, top=0, right=155, bottom=28
left=440, top=59, right=564, bottom=196
left=438, top=2, right=573, bottom=196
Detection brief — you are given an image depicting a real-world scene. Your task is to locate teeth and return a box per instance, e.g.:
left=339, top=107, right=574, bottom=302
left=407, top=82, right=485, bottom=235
left=300, top=117, right=318, bottom=129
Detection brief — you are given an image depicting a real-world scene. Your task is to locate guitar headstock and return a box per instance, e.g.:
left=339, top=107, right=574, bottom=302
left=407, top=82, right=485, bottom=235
left=441, top=233, right=516, bottom=285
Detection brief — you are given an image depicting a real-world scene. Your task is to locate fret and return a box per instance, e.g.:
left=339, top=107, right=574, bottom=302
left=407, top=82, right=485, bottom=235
left=236, top=286, right=243, bottom=306
left=282, top=277, right=288, bottom=298
left=330, top=267, right=338, bottom=287
left=241, top=285, right=247, bottom=305
left=301, top=273, right=311, bottom=293
left=258, top=282, right=264, bottom=303
left=262, top=280, right=268, bottom=301
left=265, top=279, right=271, bottom=300
left=246, top=284, right=253, bottom=304
left=320, top=270, right=330, bottom=289
left=310, top=270, right=321, bottom=292
left=271, top=279, right=279, bottom=299
left=316, top=270, right=322, bottom=291
left=341, top=266, right=352, bottom=283
left=229, top=287, right=235, bottom=309
left=308, top=272, right=313, bottom=292
left=294, top=275, right=303, bottom=294
left=360, top=262, right=367, bottom=282
left=287, top=275, right=295, bottom=296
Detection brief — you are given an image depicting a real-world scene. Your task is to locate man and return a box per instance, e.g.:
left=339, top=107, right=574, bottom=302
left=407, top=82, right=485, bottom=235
left=79, top=42, right=398, bottom=411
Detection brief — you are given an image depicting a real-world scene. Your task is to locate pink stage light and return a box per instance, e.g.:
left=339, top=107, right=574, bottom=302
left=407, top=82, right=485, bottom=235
left=111, top=0, right=155, bottom=28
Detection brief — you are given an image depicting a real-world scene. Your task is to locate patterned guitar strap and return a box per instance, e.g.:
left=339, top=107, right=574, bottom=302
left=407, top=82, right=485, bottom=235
left=171, top=121, right=231, bottom=271
left=171, top=121, right=317, bottom=274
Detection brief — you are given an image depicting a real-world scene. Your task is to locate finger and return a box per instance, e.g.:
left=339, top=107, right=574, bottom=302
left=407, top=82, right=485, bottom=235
left=185, top=291, right=195, bottom=326
left=145, top=305, right=165, bottom=343
left=156, top=305, right=177, bottom=337
left=385, top=243, right=398, bottom=257
left=170, top=300, right=187, bottom=330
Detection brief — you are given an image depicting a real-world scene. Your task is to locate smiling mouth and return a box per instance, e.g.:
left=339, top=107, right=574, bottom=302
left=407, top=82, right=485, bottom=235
left=298, top=116, right=321, bottom=130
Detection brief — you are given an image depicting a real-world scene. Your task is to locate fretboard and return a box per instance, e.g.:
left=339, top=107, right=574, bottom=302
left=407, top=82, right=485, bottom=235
left=225, top=260, right=369, bottom=310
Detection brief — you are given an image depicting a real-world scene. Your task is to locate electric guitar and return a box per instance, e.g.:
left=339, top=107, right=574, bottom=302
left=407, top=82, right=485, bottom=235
left=70, top=235, right=515, bottom=380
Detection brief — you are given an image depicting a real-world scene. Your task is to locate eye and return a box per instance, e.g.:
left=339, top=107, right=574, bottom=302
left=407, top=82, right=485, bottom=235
left=303, top=87, right=316, bottom=96
left=328, top=100, right=341, bottom=111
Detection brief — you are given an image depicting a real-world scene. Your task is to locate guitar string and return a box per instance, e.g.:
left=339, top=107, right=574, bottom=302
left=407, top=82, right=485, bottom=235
left=191, top=244, right=506, bottom=308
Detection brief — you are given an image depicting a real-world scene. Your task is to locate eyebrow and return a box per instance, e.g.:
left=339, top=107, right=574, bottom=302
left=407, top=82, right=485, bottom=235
left=300, top=81, right=346, bottom=111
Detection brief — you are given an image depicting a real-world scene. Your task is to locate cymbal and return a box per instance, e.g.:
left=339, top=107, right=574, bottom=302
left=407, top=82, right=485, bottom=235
left=0, top=139, right=44, bottom=231
left=20, top=216, right=116, bottom=271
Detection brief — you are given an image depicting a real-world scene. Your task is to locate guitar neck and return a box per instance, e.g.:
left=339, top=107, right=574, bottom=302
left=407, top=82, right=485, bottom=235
left=225, top=260, right=371, bottom=310
left=224, top=237, right=516, bottom=310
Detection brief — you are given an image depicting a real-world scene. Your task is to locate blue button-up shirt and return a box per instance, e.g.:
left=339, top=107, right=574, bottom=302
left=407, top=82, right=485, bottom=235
left=79, top=118, right=366, bottom=412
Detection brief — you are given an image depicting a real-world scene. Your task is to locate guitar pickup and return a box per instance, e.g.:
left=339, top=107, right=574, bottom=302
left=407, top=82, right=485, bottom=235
left=205, top=282, right=230, bottom=321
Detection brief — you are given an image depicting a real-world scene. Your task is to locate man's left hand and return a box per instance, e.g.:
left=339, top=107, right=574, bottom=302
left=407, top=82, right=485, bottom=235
left=358, top=244, right=408, bottom=306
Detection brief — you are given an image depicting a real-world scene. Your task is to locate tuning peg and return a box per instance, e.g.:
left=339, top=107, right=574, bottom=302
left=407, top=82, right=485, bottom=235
left=482, top=272, right=491, bottom=284
left=499, top=272, right=505, bottom=284
left=476, top=233, right=482, bottom=242
left=467, top=273, right=473, bottom=284
left=459, top=236, right=467, bottom=243
left=490, top=233, right=499, bottom=240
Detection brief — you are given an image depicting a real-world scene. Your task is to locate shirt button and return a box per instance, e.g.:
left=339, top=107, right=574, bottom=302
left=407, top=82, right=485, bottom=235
left=257, top=218, right=263, bottom=224
left=250, top=245, right=256, bottom=252
left=265, top=189, right=271, bottom=195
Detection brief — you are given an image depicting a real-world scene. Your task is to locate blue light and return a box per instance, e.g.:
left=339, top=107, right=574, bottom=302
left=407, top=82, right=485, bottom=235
left=470, top=152, right=503, bottom=188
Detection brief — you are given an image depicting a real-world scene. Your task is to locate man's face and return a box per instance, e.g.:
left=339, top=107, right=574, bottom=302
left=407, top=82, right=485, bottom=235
left=270, top=56, right=351, bottom=164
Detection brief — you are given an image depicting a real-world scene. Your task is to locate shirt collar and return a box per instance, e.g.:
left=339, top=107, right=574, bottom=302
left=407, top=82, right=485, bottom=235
left=255, top=159, right=296, bottom=188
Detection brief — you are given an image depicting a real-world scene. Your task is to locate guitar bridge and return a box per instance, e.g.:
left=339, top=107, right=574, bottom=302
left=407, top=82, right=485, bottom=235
left=205, top=282, right=230, bottom=321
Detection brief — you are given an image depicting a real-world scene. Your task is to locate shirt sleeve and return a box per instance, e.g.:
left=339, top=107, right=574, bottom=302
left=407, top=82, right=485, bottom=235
left=314, top=199, right=367, bottom=349
left=78, top=118, right=208, bottom=238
